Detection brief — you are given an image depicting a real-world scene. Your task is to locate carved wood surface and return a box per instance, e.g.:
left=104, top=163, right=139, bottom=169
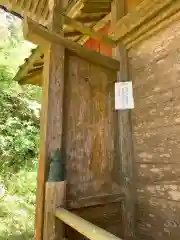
left=129, top=19, right=180, bottom=239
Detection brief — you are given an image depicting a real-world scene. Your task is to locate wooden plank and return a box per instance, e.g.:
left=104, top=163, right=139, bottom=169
left=132, top=99, right=180, bottom=131
left=19, top=71, right=42, bottom=85
left=23, top=17, right=120, bottom=71
left=110, top=0, right=174, bottom=41
left=131, top=87, right=180, bottom=114
left=131, top=60, right=180, bottom=109
left=128, top=18, right=180, bottom=94
left=111, top=1, right=136, bottom=239
left=43, top=182, right=66, bottom=240
left=127, top=8, right=180, bottom=239
left=78, top=13, right=111, bottom=45
left=136, top=198, right=180, bottom=240
left=137, top=163, right=180, bottom=183
left=125, top=1, right=180, bottom=49
left=34, top=0, right=67, bottom=239
left=137, top=182, right=180, bottom=201
left=132, top=65, right=180, bottom=103
left=127, top=0, right=143, bottom=11
left=134, top=125, right=180, bottom=164
left=127, top=8, right=180, bottom=49
left=63, top=13, right=116, bottom=46
left=67, top=193, right=123, bottom=209
left=71, top=202, right=122, bottom=227
left=55, top=207, right=122, bottom=240
left=14, top=47, right=42, bottom=82
left=70, top=202, right=123, bottom=238
left=65, top=0, right=84, bottom=19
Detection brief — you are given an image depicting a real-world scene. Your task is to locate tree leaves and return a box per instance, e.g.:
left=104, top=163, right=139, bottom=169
left=0, top=9, right=40, bottom=174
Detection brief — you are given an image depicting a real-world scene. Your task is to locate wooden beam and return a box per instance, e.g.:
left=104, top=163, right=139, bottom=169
left=18, top=71, right=42, bottom=86
left=55, top=207, right=122, bottom=240
left=34, top=0, right=68, bottom=239
left=78, top=13, right=111, bottom=45
left=65, top=0, right=84, bottom=19
left=110, top=0, right=175, bottom=41
left=125, top=1, right=180, bottom=49
left=23, top=17, right=120, bottom=71
left=111, top=0, right=136, bottom=239
left=67, top=193, right=124, bottom=210
left=14, top=47, right=42, bottom=82
left=63, top=13, right=116, bottom=46
left=1, top=0, right=84, bottom=26
left=43, top=182, right=66, bottom=240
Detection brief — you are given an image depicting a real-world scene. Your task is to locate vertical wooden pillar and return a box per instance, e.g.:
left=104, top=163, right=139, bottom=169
left=34, top=0, right=68, bottom=240
left=111, top=1, right=136, bottom=239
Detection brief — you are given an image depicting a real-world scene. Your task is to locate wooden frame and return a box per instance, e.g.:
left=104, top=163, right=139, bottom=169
left=111, top=0, right=136, bottom=239
left=13, top=0, right=180, bottom=85
left=23, top=17, right=120, bottom=71
left=34, top=0, right=68, bottom=239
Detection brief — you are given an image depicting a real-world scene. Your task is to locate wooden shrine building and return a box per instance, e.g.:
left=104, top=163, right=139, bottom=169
left=1, top=0, right=180, bottom=240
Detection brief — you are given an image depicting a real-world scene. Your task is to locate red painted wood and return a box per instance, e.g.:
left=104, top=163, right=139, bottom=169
left=84, top=23, right=112, bottom=57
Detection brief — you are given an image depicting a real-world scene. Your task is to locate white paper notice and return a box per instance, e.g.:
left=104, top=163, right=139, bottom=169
left=115, top=82, right=134, bottom=110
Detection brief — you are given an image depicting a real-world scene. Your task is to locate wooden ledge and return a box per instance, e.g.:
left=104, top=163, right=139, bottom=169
left=23, top=17, right=120, bottom=71
left=67, top=192, right=124, bottom=210
left=55, top=207, right=122, bottom=240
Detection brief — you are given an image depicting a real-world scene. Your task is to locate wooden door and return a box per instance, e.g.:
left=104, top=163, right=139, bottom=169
left=62, top=51, right=123, bottom=238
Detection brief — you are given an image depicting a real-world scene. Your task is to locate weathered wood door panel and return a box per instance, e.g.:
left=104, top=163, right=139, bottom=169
left=129, top=20, right=180, bottom=239
left=62, top=52, right=122, bottom=238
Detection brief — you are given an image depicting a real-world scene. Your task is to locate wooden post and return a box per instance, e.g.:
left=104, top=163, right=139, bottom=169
left=33, top=0, right=68, bottom=240
left=43, top=182, right=66, bottom=240
left=111, top=1, right=136, bottom=239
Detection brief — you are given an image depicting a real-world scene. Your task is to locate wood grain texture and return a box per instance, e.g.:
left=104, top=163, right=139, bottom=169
left=57, top=51, right=122, bottom=239
left=66, top=192, right=123, bottom=210
left=137, top=163, right=180, bottom=183
left=34, top=1, right=67, bottom=239
left=36, top=39, right=65, bottom=240
left=137, top=182, right=180, bottom=202
left=23, top=17, right=120, bottom=71
left=111, top=1, right=136, bottom=239
left=43, top=182, right=66, bottom=240
left=63, top=54, right=121, bottom=208
left=67, top=202, right=123, bottom=239
left=134, top=126, right=180, bottom=164
left=111, top=0, right=173, bottom=39
left=110, top=0, right=179, bottom=44
left=56, top=206, right=121, bottom=240
left=129, top=18, right=180, bottom=240
left=136, top=198, right=180, bottom=240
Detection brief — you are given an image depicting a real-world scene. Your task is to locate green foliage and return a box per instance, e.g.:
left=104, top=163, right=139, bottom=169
left=0, top=10, right=40, bottom=173
left=0, top=9, right=40, bottom=239
left=0, top=170, right=37, bottom=240
left=0, top=88, right=40, bottom=173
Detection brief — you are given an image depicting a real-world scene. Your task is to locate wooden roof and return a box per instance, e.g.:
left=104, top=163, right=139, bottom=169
left=0, top=0, right=112, bottom=86
left=2, top=0, right=177, bottom=86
